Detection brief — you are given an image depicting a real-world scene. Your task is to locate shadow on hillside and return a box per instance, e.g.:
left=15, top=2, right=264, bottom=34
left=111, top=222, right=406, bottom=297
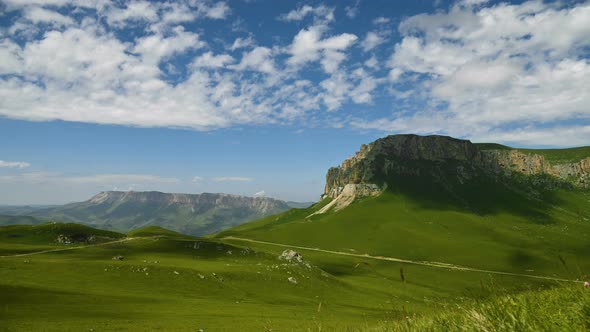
left=381, top=171, right=569, bottom=225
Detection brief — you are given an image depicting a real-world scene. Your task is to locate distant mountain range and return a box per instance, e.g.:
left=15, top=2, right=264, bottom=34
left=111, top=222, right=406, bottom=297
left=0, top=191, right=311, bottom=235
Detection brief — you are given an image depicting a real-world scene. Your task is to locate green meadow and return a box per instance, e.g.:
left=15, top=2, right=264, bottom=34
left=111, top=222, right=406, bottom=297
left=2, top=176, right=590, bottom=331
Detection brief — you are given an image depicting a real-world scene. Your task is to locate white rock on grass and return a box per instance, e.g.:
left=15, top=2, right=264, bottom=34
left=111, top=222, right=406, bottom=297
left=279, top=249, right=303, bottom=263
left=288, top=277, right=298, bottom=284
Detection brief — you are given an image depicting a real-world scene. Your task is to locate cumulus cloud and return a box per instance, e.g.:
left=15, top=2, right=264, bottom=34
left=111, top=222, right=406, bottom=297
left=229, top=36, right=255, bottom=51
left=287, top=26, right=357, bottom=71
left=23, top=7, right=75, bottom=27
left=0, top=0, right=588, bottom=146
left=0, top=160, right=31, bottom=169
left=360, top=31, right=385, bottom=52
left=191, top=51, right=234, bottom=69
left=279, top=5, right=334, bottom=23
left=376, top=0, right=590, bottom=146
left=232, top=47, right=276, bottom=74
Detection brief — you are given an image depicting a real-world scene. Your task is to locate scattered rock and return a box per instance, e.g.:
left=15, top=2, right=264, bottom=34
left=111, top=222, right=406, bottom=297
left=173, top=271, right=180, bottom=275
left=112, top=255, right=124, bottom=261
left=288, top=277, right=298, bottom=284
left=56, top=234, right=73, bottom=245
left=279, top=249, right=303, bottom=263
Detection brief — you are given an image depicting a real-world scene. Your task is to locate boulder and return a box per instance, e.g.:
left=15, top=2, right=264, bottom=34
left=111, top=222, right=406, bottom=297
left=279, top=249, right=303, bottom=263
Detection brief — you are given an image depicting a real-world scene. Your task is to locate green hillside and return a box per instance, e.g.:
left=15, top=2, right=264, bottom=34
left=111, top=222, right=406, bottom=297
left=0, top=222, right=125, bottom=255
left=218, top=176, right=590, bottom=279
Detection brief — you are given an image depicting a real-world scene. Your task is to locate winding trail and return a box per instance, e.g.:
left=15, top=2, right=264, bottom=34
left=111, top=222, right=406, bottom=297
left=223, top=236, right=582, bottom=284
left=0, top=237, right=153, bottom=258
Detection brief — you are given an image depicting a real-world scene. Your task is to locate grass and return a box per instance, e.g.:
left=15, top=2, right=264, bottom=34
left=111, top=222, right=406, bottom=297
left=127, top=225, right=188, bottom=238
left=0, top=218, right=588, bottom=331
left=378, top=285, right=590, bottom=331
left=0, top=222, right=125, bottom=255
left=2, top=172, right=590, bottom=330
left=218, top=180, right=590, bottom=279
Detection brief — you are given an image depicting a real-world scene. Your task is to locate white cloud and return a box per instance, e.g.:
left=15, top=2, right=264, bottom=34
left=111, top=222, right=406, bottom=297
left=0, top=160, right=31, bottom=169
left=360, top=31, right=385, bottom=52
left=196, top=1, right=230, bottom=19
left=229, top=36, right=255, bottom=51
left=380, top=1, right=590, bottom=145
left=106, top=1, right=160, bottom=27
left=287, top=26, right=357, bottom=72
left=373, top=17, right=390, bottom=25
left=212, top=177, right=253, bottom=182
left=191, top=51, right=234, bottom=68
left=23, top=7, right=75, bottom=27
left=232, top=46, right=276, bottom=74
left=133, top=27, right=205, bottom=65
left=364, top=55, right=378, bottom=69
left=279, top=5, right=334, bottom=23
left=191, top=176, right=203, bottom=182
left=345, top=0, right=361, bottom=19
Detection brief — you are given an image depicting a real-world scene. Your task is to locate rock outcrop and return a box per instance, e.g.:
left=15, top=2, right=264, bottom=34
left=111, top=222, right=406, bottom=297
left=323, top=134, right=590, bottom=204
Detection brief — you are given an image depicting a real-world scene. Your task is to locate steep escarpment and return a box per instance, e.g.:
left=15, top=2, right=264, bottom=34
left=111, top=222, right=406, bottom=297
left=31, top=191, right=291, bottom=236
left=324, top=135, right=590, bottom=206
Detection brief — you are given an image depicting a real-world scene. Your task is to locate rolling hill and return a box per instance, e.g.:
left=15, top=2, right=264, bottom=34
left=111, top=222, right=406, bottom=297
left=218, top=135, right=590, bottom=278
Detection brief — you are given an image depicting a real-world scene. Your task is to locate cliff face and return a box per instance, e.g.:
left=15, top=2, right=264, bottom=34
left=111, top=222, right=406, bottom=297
left=325, top=135, right=590, bottom=199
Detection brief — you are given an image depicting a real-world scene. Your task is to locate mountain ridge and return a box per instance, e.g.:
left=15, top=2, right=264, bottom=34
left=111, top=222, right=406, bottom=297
left=17, top=191, right=292, bottom=236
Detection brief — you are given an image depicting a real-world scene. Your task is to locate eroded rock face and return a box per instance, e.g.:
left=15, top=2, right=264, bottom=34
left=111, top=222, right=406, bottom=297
left=324, top=134, right=590, bottom=198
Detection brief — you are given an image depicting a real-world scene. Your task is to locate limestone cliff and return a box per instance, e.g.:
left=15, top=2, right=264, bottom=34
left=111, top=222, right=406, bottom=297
left=324, top=134, right=590, bottom=200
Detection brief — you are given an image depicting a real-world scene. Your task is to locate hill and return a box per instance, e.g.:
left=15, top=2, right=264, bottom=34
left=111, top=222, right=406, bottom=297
left=219, top=134, right=590, bottom=279
left=19, top=191, right=291, bottom=236
left=0, top=222, right=126, bottom=255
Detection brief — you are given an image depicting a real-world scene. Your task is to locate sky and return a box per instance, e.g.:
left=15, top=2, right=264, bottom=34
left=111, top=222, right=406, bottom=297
left=0, top=0, right=589, bottom=205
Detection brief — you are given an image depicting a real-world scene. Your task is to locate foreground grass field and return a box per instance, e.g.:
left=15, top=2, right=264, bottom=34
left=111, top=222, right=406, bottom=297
left=1, top=220, right=588, bottom=331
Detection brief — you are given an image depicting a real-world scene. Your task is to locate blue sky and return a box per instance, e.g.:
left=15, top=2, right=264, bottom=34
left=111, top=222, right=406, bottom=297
left=0, top=0, right=589, bottom=204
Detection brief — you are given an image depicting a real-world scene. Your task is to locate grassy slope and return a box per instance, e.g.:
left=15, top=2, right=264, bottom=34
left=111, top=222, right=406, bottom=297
left=1, top=224, right=453, bottom=331
left=218, top=178, right=590, bottom=279
left=1, top=210, right=588, bottom=330
left=0, top=223, right=125, bottom=255
left=379, top=285, right=590, bottom=331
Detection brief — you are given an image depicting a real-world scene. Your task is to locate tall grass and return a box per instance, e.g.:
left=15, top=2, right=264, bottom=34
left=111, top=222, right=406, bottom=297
left=376, top=285, right=590, bottom=331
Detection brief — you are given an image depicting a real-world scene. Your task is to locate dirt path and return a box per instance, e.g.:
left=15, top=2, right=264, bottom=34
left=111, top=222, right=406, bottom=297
left=223, top=236, right=582, bottom=284
left=0, top=237, right=152, bottom=258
